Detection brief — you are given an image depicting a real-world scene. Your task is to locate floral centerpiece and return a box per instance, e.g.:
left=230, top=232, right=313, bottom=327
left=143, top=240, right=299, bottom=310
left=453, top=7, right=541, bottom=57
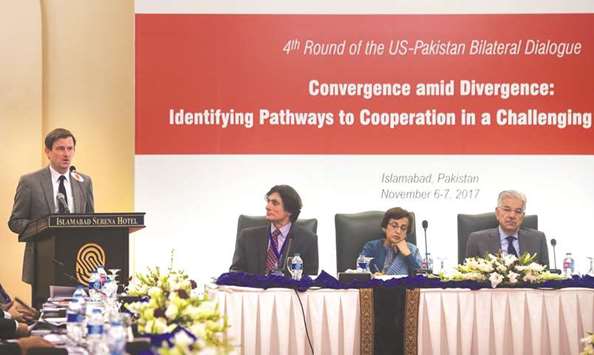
left=442, top=253, right=564, bottom=288
left=125, top=265, right=230, bottom=354
left=582, top=332, right=594, bottom=355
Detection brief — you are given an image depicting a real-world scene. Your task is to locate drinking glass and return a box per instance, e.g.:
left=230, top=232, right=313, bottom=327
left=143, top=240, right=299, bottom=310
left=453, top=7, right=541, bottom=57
left=435, top=256, right=447, bottom=274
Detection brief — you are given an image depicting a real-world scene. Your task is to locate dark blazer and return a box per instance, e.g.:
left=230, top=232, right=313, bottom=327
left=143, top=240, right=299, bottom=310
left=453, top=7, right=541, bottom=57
left=465, top=227, right=549, bottom=267
left=0, top=311, right=17, bottom=339
left=230, top=223, right=319, bottom=276
left=8, top=167, right=94, bottom=283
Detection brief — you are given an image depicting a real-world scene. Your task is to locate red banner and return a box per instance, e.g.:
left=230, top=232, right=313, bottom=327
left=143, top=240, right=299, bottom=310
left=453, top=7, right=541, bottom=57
left=135, top=14, right=594, bottom=154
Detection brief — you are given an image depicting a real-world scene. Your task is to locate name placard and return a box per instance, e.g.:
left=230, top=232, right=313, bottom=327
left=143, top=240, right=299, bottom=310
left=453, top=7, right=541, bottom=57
left=49, top=214, right=144, bottom=228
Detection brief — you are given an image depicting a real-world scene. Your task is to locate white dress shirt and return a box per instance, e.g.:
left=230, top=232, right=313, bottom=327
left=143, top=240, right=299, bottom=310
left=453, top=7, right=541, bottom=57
left=49, top=166, right=74, bottom=213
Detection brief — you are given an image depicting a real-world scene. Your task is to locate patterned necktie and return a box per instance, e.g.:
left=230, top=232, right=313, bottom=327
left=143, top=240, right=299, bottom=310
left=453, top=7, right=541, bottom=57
left=265, top=228, right=282, bottom=274
left=506, top=236, right=518, bottom=257
left=58, top=175, right=68, bottom=212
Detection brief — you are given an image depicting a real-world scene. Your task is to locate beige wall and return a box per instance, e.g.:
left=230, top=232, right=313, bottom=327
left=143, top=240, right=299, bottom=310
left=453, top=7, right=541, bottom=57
left=0, top=0, right=134, bottom=303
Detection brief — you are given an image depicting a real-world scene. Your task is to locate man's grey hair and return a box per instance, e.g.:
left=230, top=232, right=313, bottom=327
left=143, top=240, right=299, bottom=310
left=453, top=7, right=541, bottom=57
left=497, top=190, right=527, bottom=211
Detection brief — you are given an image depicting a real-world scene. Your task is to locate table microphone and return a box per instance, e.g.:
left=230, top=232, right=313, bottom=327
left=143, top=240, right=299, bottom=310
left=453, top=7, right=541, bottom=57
left=418, top=220, right=431, bottom=274
left=56, top=193, right=70, bottom=214
left=52, top=258, right=83, bottom=285
left=282, top=236, right=294, bottom=276
left=549, top=238, right=561, bottom=274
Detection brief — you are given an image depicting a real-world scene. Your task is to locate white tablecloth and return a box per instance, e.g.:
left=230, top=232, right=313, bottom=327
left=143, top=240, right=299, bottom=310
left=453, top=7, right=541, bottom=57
left=213, top=286, right=361, bottom=355
left=417, top=287, right=594, bottom=355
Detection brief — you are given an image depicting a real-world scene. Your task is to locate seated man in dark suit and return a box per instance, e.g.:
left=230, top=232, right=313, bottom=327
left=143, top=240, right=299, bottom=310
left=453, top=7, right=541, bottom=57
left=0, top=283, right=37, bottom=324
left=466, top=190, right=549, bottom=266
left=0, top=336, right=54, bottom=353
left=230, top=185, right=319, bottom=276
left=0, top=308, right=29, bottom=339
left=359, top=207, right=421, bottom=276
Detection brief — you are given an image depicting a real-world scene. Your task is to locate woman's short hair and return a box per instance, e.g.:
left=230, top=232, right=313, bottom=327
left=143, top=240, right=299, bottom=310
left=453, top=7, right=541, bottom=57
left=381, top=207, right=412, bottom=233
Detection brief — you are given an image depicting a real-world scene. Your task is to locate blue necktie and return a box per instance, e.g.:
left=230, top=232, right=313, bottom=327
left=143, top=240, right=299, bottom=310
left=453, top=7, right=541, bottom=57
left=506, top=236, right=518, bottom=257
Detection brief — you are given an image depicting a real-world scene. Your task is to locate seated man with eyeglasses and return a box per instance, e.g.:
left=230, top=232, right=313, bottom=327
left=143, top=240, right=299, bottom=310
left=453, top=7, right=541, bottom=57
left=465, top=190, right=549, bottom=266
left=359, top=207, right=422, bottom=276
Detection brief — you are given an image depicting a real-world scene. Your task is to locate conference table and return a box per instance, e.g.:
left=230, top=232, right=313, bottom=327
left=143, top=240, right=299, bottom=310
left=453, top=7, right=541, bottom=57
left=213, top=283, right=593, bottom=355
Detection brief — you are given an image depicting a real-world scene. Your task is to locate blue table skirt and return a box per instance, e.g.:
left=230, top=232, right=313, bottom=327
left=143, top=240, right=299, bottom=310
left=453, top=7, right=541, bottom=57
left=216, top=270, right=594, bottom=291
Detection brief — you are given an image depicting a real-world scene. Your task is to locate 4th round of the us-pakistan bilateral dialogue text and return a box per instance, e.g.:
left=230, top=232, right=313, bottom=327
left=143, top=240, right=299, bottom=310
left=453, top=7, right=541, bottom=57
left=299, top=39, right=581, bottom=58
left=379, top=172, right=480, bottom=200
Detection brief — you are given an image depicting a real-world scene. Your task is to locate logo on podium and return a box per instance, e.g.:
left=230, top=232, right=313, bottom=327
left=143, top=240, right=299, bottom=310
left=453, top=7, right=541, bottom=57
left=75, top=243, right=106, bottom=284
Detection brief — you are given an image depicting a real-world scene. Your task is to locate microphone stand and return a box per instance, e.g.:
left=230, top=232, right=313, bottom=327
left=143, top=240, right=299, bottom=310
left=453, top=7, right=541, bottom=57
left=281, top=237, right=293, bottom=276
left=549, top=238, right=561, bottom=274
left=423, top=227, right=429, bottom=270
left=417, top=222, right=431, bottom=275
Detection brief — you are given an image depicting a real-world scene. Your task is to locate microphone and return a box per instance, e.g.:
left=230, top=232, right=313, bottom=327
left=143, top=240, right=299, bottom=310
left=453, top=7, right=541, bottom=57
left=51, top=258, right=83, bottom=285
left=418, top=220, right=431, bottom=274
left=56, top=193, right=70, bottom=214
left=549, top=238, right=561, bottom=274
left=69, top=165, right=84, bottom=182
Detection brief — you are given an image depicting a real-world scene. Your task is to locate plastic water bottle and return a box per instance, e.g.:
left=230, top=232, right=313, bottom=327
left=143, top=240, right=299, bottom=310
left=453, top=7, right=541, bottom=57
left=66, top=298, right=83, bottom=344
left=72, top=287, right=87, bottom=313
left=357, top=254, right=367, bottom=272
left=107, top=317, right=127, bottom=355
left=72, top=286, right=87, bottom=300
left=562, top=252, right=575, bottom=277
left=290, top=254, right=303, bottom=280
left=87, top=308, right=109, bottom=355
left=88, top=272, right=102, bottom=301
left=96, top=265, right=108, bottom=289
left=72, top=287, right=87, bottom=335
left=425, top=253, right=434, bottom=273
left=420, top=253, right=434, bottom=273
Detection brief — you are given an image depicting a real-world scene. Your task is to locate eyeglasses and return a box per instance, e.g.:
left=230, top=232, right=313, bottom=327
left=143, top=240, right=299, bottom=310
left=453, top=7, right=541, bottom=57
left=499, top=206, right=524, bottom=215
left=387, top=222, right=408, bottom=232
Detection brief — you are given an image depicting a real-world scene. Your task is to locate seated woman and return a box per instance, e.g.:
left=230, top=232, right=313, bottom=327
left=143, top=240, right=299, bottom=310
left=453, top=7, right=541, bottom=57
left=360, top=207, right=421, bottom=276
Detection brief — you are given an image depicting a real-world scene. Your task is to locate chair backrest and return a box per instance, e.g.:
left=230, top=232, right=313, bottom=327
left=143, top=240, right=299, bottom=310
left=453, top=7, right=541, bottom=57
left=236, top=215, right=318, bottom=241
left=457, top=212, right=538, bottom=264
left=334, top=211, right=417, bottom=273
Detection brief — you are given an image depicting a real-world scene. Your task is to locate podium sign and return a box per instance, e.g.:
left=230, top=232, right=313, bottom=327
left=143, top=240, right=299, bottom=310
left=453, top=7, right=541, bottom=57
left=20, top=213, right=145, bottom=307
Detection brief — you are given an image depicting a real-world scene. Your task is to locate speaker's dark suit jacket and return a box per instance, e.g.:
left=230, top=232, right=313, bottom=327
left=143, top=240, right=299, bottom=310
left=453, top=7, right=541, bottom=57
left=465, top=227, right=549, bottom=267
left=8, top=167, right=94, bottom=283
left=230, top=223, right=319, bottom=276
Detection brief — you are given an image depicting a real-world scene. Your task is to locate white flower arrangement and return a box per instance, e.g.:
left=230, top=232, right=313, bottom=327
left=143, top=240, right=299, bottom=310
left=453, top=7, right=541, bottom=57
left=582, top=332, right=594, bottom=355
left=443, top=253, right=565, bottom=288
left=125, top=266, right=230, bottom=353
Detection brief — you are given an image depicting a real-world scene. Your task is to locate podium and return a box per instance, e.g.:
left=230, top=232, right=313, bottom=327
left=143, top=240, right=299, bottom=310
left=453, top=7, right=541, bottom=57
left=19, top=213, right=145, bottom=307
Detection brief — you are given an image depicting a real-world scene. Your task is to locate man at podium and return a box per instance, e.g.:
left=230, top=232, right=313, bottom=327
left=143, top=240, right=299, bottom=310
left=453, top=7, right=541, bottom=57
left=7, top=128, right=95, bottom=284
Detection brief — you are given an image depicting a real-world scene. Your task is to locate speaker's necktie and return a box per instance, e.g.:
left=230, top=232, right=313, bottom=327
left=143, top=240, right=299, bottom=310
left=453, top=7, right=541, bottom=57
left=506, top=236, right=518, bottom=257
left=265, top=228, right=282, bottom=274
left=58, top=175, right=67, bottom=212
